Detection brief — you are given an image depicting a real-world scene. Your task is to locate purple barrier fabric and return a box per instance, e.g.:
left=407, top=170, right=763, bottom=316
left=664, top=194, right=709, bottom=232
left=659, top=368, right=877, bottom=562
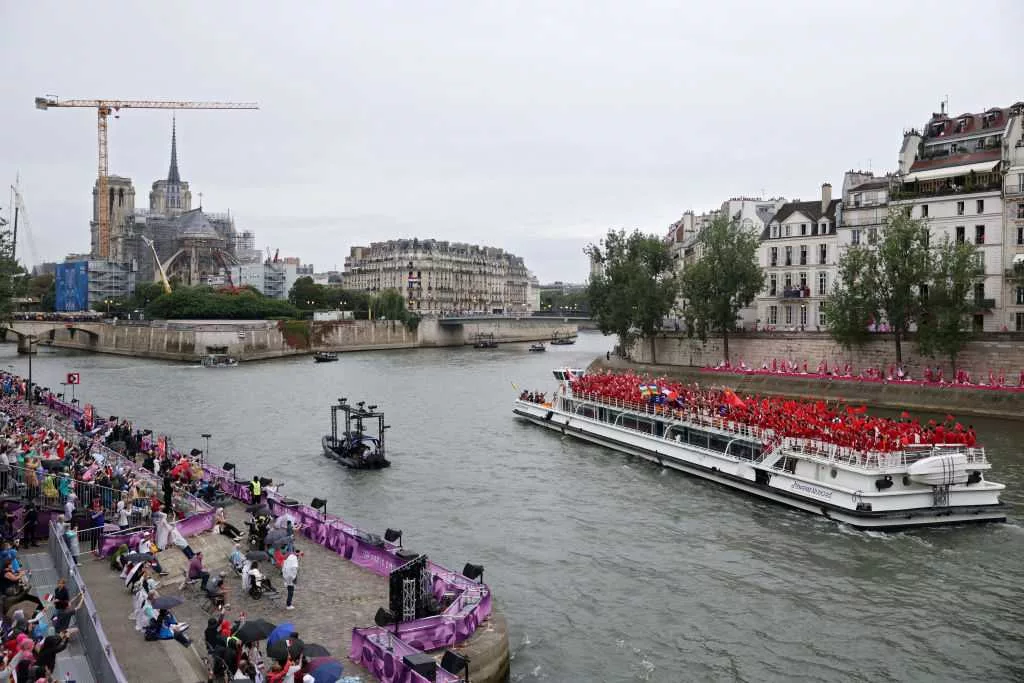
left=350, top=629, right=458, bottom=683
left=202, top=464, right=493, bottom=682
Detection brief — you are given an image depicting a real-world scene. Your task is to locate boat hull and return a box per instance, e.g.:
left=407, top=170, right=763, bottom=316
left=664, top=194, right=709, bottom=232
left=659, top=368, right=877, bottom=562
left=513, top=402, right=1006, bottom=530
left=321, top=435, right=390, bottom=469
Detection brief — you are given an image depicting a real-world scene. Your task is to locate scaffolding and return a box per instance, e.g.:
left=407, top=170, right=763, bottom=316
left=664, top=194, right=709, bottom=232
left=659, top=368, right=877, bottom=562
left=87, top=260, right=136, bottom=311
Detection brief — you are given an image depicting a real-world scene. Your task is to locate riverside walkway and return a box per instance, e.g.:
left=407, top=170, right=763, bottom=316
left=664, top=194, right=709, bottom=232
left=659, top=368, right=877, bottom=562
left=5, top=383, right=509, bottom=682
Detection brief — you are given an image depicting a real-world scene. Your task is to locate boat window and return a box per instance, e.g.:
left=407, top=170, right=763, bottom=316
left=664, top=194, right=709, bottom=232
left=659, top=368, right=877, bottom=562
left=775, top=455, right=798, bottom=473
left=709, top=436, right=729, bottom=453
left=579, top=407, right=595, bottom=418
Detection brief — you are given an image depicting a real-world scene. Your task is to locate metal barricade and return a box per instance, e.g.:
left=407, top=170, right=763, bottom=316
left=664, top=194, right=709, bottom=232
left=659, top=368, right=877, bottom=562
left=47, top=521, right=129, bottom=683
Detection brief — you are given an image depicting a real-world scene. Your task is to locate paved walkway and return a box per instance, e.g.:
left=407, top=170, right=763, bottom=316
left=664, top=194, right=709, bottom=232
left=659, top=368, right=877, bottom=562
left=81, top=503, right=383, bottom=681
left=19, top=549, right=95, bottom=683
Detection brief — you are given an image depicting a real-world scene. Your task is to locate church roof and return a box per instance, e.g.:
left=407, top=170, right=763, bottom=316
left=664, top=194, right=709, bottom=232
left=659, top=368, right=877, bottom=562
left=177, top=209, right=223, bottom=240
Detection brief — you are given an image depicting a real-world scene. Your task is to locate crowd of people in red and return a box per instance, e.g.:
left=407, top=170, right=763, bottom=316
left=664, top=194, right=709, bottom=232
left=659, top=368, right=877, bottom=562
left=569, top=371, right=978, bottom=453
left=703, top=358, right=1024, bottom=391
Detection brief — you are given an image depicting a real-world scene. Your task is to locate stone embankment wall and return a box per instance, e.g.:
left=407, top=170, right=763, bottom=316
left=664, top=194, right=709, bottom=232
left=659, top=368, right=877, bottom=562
left=634, top=331, right=1024, bottom=379
left=590, top=358, right=1024, bottom=421
left=37, top=317, right=573, bottom=362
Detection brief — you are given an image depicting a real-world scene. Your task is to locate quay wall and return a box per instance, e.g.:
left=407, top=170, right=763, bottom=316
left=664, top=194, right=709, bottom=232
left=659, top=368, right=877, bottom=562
left=591, top=357, right=1024, bottom=421
left=15, top=317, right=574, bottom=362
left=633, top=331, right=1024, bottom=379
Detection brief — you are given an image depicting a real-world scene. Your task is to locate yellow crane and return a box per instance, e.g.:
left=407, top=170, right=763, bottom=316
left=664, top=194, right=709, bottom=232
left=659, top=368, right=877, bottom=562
left=34, top=96, right=259, bottom=260
left=140, top=235, right=173, bottom=295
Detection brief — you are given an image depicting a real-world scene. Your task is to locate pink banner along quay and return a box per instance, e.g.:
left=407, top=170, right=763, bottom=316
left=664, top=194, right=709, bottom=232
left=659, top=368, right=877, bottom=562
left=205, top=466, right=491, bottom=683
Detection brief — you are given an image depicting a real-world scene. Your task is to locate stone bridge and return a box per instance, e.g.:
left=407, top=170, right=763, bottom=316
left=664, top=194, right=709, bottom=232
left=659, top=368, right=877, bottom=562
left=3, top=320, right=104, bottom=353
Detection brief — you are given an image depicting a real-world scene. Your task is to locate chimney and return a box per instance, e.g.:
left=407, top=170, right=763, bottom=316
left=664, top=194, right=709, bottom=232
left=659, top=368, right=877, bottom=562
left=821, top=183, right=832, bottom=214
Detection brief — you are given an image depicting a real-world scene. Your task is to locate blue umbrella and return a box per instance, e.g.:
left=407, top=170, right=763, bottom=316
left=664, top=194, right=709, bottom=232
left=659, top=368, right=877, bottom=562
left=310, top=660, right=344, bottom=683
left=267, top=622, right=296, bottom=646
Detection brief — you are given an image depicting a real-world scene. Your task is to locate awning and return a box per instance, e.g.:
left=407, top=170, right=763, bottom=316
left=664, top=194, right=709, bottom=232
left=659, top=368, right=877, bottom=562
left=900, top=161, right=1000, bottom=184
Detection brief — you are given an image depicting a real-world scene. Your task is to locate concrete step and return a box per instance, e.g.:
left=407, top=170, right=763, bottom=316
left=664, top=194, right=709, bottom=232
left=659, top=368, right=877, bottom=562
left=20, top=550, right=98, bottom=683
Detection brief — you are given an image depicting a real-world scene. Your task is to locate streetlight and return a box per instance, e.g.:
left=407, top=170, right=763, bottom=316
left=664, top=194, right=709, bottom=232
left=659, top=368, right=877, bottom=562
left=24, top=336, right=39, bottom=405
left=200, top=433, right=211, bottom=466
left=104, top=299, right=113, bottom=315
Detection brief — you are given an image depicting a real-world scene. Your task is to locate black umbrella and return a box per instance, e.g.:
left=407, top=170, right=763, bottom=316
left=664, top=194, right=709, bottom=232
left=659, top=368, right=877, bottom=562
left=264, top=529, right=288, bottom=545
left=245, top=550, right=270, bottom=562
left=245, top=503, right=269, bottom=514
left=303, top=643, right=331, bottom=658
left=40, top=459, right=65, bottom=470
left=151, top=595, right=183, bottom=610
left=266, top=637, right=305, bottom=662
left=124, top=552, right=153, bottom=564
left=234, top=618, right=277, bottom=644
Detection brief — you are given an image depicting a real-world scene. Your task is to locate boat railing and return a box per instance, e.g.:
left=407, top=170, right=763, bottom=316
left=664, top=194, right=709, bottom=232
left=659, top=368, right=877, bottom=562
left=781, top=438, right=987, bottom=470
left=570, top=392, right=771, bottom=444
left=565, top=393, right=989, bottom=471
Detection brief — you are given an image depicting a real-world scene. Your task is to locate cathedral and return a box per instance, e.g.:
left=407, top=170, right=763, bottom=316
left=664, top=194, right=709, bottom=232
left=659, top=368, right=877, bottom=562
left=89, top=119, right=260, bottom=289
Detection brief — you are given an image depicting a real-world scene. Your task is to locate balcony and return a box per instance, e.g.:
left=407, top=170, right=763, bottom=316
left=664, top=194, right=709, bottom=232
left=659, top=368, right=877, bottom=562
left=974, top=298, right=996, bottom=310
left=891, top=180, right=1001, bottom=201
left=778, top=288, right=811, bottom=300
left=1005, top=266, right=1024, bottom=281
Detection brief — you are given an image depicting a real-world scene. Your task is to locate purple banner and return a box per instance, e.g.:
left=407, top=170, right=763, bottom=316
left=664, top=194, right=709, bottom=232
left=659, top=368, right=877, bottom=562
left=202, top=464, right=492, bottom=683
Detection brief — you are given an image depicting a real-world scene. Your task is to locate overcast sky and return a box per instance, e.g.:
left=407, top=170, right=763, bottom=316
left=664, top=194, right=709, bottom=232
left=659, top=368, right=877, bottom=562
left=1, top=1, right=1021, bottom=282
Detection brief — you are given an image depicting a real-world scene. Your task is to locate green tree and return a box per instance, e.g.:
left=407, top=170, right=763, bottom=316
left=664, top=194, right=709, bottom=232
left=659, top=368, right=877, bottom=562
left=288, top=276, right=327, bottom=309
left=873, top=208, right=932, bottom=365
left=584, top=229, right=677, bottom=362
left=144, top=286, right=298, bottom=319
left=0, top=227, right=25, bottom=321
left=676, top=215, right=763, bottom=363
left=916, top=236, right=980, bottom=369
left=823, top=246, right=878, bottom=351
left=371, top=289, right=408, bottom=321
left=25, top=273, right=55, bottom=312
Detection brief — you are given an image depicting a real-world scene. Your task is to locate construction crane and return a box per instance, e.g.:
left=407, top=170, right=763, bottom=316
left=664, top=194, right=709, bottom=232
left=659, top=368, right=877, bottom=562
left=140, top=235, right=173, bottom=295
left=34, top=96, right=259, bottom=260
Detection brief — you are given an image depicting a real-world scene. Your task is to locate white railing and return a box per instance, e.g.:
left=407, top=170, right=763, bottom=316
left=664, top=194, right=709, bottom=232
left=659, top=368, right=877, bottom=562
left=562, top=391, right=988, bottom=471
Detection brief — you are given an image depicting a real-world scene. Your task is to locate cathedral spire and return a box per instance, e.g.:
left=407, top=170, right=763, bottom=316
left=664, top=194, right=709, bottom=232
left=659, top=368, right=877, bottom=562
left=167, top=115, right=181, bottom=184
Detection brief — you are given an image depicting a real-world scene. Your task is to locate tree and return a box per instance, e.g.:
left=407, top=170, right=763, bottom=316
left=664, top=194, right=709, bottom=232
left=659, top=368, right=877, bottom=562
left=916, top=236, right=980, bottom=369
left=288, top=276, right=327, bottom=309
left=676, top=215, right=763, bottom=363
left=584, top=229, right=677, bottom=362
left=0, top=228, right=25, bottom=321
left=873, top=209, right=932, bottom=365
left=823, top=246, right=878, bottom=351
left=25, top=273, right=55, bottom=312
left=371, top=289, right=408, bottom=321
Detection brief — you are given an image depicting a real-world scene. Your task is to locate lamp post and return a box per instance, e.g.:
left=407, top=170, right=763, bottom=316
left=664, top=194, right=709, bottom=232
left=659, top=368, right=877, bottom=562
left=200, top=433, right=211, bottom=466
left=25, top=336, right=38, bottom=405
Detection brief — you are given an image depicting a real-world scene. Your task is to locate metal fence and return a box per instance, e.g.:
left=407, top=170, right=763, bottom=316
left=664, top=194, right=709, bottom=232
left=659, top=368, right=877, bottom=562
left=47, top=521, right=129, bottom=683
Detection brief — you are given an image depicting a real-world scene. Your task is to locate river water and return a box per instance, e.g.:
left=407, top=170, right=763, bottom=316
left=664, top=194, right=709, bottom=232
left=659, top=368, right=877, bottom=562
left=5, top=335, right=1024, bottom=682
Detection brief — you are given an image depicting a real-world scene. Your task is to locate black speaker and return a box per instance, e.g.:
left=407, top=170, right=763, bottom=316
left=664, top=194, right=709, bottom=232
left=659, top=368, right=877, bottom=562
left=403, top=652, right=436, bottom=681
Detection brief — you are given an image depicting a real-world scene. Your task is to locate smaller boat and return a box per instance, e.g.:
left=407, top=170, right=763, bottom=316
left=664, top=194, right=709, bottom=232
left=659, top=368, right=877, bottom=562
left=529, top=343, right=546, bottom=352
left=314, top=352, right=339, bottom=363
left=322, top=398, right=391, bottom=469
left=472, top=333, right=499, bottom=349
left=200, top=354, right=238, bottom=368
left=549, top=331, right=576, bottom=346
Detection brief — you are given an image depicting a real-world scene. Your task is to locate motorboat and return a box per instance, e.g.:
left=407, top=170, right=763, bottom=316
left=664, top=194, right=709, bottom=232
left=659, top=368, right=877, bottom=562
left=549, top=331, right=576, bottom=345
left=322, top=398, right=391, bottom=469
left=314, top=352, right=339, bottom=363
left=199, top=354, right=238, bottom=368
left=529, top=343, right=546, bottom=353
left=472, top=333, right=498, bottom=349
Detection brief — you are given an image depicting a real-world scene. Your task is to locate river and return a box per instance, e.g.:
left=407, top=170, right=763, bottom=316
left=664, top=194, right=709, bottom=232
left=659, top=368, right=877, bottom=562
left=5, top=335, right=1024, bottom=682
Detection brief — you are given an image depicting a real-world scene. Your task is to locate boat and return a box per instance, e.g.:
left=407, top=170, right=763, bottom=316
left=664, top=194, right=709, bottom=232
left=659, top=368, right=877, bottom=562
left=512, top=368, right=1006, bottom=530
left=314, top=352, right=339, bottom=363
left=529, top=343, right=546, bottom=353
left=549, top=331, right=576, bottom=346
left=322, top=398, right=391, bottom=469
left=199, top=354, right=238, bottom=368
left=472, top=333, right=499, bottom=349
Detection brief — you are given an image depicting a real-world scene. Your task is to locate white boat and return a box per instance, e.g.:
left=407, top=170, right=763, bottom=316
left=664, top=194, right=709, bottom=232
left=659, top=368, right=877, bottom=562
left=512, top=369, right=1006, bottom=530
